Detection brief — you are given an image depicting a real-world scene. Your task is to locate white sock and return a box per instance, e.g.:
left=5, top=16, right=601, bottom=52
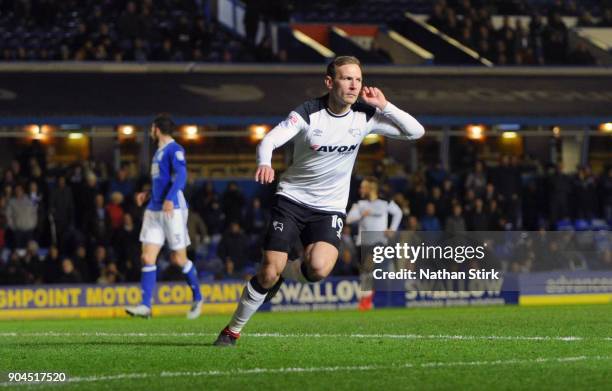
left=360, top=271, right=373, bottom=292
left=281, top=260, right=310, bottom=283
left=360, top=290, right=373, bottom=298
left=228, top=280, right=267, bottom=334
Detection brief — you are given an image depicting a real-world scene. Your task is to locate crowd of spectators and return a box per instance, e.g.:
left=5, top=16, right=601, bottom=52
left=427, top=0, right=603, bottom=65
left=1, top=1, right=608, bottom=65
left=0, top=141, right=610, bottom=285
left=0, top=146, right=146, bottom=285
left=402, top=157, right=610, bottom=230
left=0, top=141, right=279, bottom=285
left=369, top=156, right=611, bottom=273
left=480, top=0, right=610, bottom=20
left=0, top=0, right=278, bottom=62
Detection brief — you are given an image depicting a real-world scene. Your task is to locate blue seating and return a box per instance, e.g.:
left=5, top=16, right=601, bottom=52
left=591, top=219, right=610, bottom=231
left=573, top=219, right=590, bottom=231
left=37, top=248, right=49, bottom=259
left=556, top=219, right=574, bottom=231
left=197, top=270, right=216, bottom=281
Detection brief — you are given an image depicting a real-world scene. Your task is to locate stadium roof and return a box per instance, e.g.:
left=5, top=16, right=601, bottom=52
left=0, top=64, right=611, bottom=126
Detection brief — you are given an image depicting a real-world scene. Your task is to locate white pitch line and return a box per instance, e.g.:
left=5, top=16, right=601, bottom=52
left=0, top=356, right=609, bottom=387
left=0, top=331, right=604, bottom=342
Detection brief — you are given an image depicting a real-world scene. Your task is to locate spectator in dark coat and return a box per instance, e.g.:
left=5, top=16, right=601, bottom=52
left=58, top=258, right=83, bottom=283
left=87, top=194, right=112, bottom=245
left=548, top=164, right=572, bottom=226
left=244, top=197, right=269, bottom=235
left=108, top=165, right=135, bottom=201
left=445, top=204, right=467, bottom=234
left=467, top=198, right=489, bottom=230
left=222, top=182, right=245, bottom=227
left=49, top=176, right=75, bottom=247
left=79, top=171, right=101, bottom=230
left=113, top=213, right=140, bottom=277
left=43, top=245, right=62, bottom=283
left=204, top=197, right=226, bottom=236
left=421, top=203, right=442, bottom=231
left=73, top=244, right=93, bottom=282
left=217, top=222, right=251, bottom=278
left=465, top=160, right=487, bottom=197
left=573, top=167, right=598, bottom=219
left=601, top=167, right=612, bottom=221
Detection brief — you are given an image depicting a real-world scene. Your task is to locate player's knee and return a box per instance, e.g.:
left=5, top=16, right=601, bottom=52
left=257, top=266, right=280, bottom=288
left=305, top=252, right=335, bottom=281
left=141, top=253, right=156, bottom=266
left=169, top=252, right=186, bottom=266
left=306, top=264, right=328, bottom=282
left=303, top=256, right=329, bottom=281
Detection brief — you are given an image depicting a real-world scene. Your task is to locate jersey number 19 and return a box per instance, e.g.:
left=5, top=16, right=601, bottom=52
left=331, top=215, right=343, bottom=239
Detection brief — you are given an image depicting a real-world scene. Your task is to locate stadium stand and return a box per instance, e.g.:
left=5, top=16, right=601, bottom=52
left=0, top=0, right=279, bottom=62
left=0, top=0, right=609, bottom=64
left=289, top=0, right=609, bottom=65
left=1, top=150, right=610, bottom=285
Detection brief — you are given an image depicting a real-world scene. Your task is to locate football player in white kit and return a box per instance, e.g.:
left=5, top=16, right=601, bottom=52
left=214, top=56, right=424, bottom=346
left=347, top=176, right=403, bottom=310
left=125, top=114, right=203, bottom=319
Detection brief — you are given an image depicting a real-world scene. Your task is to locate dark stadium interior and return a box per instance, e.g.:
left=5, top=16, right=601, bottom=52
left=0, top=3, right=611, bottom=390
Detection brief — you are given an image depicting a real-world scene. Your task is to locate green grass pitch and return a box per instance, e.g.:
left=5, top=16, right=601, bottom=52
left=0, top=304, right=610, bottom=390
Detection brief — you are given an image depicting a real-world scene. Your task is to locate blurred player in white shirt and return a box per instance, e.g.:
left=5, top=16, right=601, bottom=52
left=347, top=176, right=402, bottom=310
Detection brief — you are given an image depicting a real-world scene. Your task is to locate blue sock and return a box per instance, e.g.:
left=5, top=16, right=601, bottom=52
left=183, top=260, right=202, bottom=302
left=141, top=265, right=157, bottom=308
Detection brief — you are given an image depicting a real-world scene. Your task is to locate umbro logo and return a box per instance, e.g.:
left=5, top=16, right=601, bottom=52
left=272, top=221, right=284, bottom=231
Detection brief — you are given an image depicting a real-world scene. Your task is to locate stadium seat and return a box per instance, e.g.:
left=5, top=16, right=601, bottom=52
left=590, top=219, right=610, bottom=231
left=573, top=219, right=591, bottom=231
left=197, top=270, right=216, bottom=281
left=37, top=248, right=49, bottom=259
left=555, top=219, right=574, bottom=231
left=242, top=265, right=257, bottom=277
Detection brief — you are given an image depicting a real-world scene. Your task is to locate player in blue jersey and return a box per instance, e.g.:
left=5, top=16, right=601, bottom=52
left=125, top=114, right=203, bottom=319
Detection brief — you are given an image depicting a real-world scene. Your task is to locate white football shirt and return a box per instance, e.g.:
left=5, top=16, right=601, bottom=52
left=347, top=198, right=403, bottom=245
left=257, top=95, right=424, bottom=213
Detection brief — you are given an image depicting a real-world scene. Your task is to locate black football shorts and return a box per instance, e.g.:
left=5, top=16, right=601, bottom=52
left=263, top=195, right=345, bottom=253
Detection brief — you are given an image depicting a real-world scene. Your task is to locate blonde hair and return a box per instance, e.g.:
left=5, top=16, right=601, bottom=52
left=110, top=191, right=124, bottom=204
left=326, top=56, right=361, bottom=79
left=362, top=176, right=379, bottom=197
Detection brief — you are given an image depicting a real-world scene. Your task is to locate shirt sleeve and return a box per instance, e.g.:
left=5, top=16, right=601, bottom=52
left=366, top=102, right=425, bottom=140
left=387, top=200, right=403, bottom=231
left=346, top=203, right=362, bottom=224
left=165, top=145, right=187, bottom=202
left=256, top=111, right=307, bottom=166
